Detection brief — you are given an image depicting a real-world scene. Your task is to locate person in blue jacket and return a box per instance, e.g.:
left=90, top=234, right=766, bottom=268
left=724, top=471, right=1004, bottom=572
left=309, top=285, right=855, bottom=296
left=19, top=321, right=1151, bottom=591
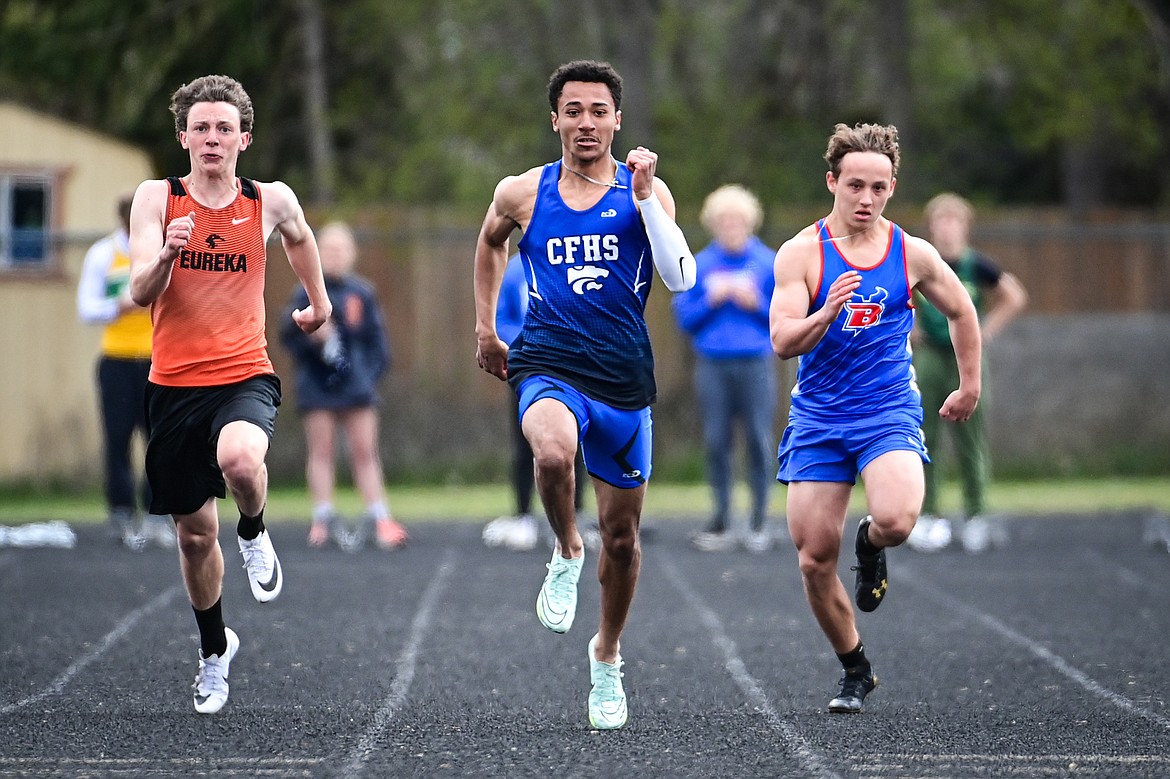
left=673, top=185, right=778, bottom=553
left=280, top=222, right=406, bottom=550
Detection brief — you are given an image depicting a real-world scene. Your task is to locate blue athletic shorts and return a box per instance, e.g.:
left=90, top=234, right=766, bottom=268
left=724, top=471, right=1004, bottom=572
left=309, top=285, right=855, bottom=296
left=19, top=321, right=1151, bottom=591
left=776, top=410, right=929, bottom=485
left=517, top=375, right=652, bottom=489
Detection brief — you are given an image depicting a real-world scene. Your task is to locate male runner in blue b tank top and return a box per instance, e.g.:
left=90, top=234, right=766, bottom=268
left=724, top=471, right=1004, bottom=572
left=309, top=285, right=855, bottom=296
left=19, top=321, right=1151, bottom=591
left=473, top=60, right=695, bottom=730
left=770, top=122, right=982, bottom=715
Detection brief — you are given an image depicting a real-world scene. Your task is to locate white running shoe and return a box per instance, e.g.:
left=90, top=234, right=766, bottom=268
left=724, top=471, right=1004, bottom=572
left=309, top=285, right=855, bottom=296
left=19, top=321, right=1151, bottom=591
left=142, top=515, right=177, bottom=549
left=907, top=515, right=952, bottom=552
left=239, top=530, right=283, bottom=603
left=587, top=633, right=628, bottom=729
left=482, top=516, right=519, bottom=548
left=502, top=515, right=539, bottom=551
left=743, top=530, right=773, bottom=554
left=193, top=627, right=239, bottom=714
left=690, top=530, right=735, bottom=552
left=536, top=548, right=583, bottom=633
left=960, top=516, right=991, bottom=554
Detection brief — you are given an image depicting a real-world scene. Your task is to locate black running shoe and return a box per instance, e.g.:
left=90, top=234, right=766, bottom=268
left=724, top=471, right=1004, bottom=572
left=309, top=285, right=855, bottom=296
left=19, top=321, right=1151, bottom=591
left=828, top=670, right=878, bottom=714
left=852, top=516, right=888, bottom=612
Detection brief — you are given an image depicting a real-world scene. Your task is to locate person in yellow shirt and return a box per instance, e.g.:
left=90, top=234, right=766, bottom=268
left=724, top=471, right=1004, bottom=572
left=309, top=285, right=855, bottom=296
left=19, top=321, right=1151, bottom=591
left=77, top=195, right=174, bottom=550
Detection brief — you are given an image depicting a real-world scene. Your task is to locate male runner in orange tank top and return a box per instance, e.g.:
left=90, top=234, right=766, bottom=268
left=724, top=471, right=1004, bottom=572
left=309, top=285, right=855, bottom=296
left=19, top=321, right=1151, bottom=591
left=129, top=74, right=331, bottom=715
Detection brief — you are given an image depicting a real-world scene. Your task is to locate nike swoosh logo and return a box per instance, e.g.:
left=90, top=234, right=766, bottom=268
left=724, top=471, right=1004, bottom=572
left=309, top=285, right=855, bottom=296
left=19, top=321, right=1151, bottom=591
left=259, top=561, right=281, bottom=591
left=540, top=591, right=563, bottom=617
left=231, top=217, right=251, bottom=225
left=540, top=591, right=567, bottom=621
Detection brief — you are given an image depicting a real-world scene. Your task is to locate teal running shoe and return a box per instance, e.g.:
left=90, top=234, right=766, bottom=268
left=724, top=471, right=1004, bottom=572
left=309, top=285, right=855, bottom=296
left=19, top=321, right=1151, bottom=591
left=536, top=548, right=583, bottom=633
left=587, top=633, right=628, bottom=729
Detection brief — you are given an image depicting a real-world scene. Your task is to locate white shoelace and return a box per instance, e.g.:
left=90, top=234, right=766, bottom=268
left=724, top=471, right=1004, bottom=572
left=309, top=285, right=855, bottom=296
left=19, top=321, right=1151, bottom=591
left=546, top=560, right=578, bottom=598
left=240, top=537, right=272, bottom=577
left=194, top=654, right=228, bottom=696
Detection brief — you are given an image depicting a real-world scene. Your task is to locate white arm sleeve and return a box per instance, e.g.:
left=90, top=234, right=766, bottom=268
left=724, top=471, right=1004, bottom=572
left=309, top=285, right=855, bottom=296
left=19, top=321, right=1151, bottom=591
left=637, top=191, right=696, bottom=292
left=76, top=236, right=119, bottom=324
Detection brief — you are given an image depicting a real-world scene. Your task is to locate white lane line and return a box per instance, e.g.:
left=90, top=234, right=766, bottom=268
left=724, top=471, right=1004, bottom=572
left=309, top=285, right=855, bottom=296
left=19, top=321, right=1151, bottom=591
left=1080, top=549, right=1152, bottom=591
left=0, top=753, right=325, bottom=771
left=0, top=584, right=182, bottom=714
left=855, top=751, right=1170, bottom=778
left=659, top=556, right=842, bottom=779
left=342, top=549, right=455, bottom=776
left=900, top=570, right=1170, bottom=730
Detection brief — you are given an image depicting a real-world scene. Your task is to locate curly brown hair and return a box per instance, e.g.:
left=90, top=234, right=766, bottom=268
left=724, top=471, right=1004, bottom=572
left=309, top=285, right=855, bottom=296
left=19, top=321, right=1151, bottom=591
left=169, top=74, right=255, bottom=138
left=823, top=122, right=900, bottom=178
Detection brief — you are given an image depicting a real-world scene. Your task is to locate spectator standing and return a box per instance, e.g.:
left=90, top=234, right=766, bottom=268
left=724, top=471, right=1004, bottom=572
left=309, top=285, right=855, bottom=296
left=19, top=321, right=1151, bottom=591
left=673, top=185, right=778, bottom=553
left=280, top=222, right=406, bottom=551
left=907, top=193, right=1027, bottom=553
left=77, top=195, right=175, bottom=550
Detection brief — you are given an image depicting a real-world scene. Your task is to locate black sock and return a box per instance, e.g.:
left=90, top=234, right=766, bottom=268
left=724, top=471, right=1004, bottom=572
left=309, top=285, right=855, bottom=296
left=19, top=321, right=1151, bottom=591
left=237, top=506, right=266, bottom=541
left=836, top=641, right=871, bottom=677
left=193, top=599, right=227, bottom=658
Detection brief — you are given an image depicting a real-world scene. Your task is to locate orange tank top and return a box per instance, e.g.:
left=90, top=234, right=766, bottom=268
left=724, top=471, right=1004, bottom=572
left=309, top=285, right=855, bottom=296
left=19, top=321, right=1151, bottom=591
left=150, top=176, right=273, bottom=386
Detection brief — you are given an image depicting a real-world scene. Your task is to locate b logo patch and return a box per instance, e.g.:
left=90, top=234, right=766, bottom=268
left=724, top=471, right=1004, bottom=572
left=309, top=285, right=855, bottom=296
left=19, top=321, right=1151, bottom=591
left=843, top=287, right=888, bottom=332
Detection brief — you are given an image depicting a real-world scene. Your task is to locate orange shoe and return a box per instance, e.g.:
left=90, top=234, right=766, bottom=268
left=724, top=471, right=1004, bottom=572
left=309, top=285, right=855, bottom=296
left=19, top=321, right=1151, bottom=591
left=374, top=517, right=408, bottom=550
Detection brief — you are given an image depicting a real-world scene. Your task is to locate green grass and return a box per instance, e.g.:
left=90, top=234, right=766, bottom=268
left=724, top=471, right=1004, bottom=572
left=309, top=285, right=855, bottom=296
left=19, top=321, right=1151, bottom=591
left=1, top=476, right=1167, bottom=525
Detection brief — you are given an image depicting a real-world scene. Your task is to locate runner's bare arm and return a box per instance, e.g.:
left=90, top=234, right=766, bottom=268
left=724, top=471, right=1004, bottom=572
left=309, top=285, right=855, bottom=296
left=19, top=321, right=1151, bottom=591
left=129, top=179, right=186, bottom=306
left=264, top=181, right=331, bottom=333
left=769, top=230, right=861, bottom=359
left=474, top=172, right=537, bottom=380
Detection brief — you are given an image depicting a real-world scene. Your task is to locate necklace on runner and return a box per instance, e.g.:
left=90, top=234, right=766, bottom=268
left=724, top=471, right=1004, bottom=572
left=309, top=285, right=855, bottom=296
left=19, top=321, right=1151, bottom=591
left=817, top=220, right=876, bottom=244
left=562, top=158, right=628, bottom=190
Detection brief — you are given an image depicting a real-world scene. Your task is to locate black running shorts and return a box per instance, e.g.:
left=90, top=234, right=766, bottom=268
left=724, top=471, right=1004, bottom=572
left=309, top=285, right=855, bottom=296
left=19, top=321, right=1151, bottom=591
left=144, top=374, right=281, bottom=516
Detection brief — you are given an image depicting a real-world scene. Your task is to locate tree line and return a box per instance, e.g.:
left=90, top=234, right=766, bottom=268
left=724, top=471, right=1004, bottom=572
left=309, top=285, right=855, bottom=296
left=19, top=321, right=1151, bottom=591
left=3, top=0, right=1167, bottom=212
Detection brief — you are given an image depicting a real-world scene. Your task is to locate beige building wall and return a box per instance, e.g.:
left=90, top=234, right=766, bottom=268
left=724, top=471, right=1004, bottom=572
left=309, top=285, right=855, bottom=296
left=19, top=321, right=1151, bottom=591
left=0, top=103, right=154, bottom=484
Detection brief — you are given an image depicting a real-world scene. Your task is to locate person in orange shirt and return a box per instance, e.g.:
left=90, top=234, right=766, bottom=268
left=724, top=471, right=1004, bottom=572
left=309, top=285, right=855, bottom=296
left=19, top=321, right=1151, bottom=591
left=129, top=74, right=331, bottom=715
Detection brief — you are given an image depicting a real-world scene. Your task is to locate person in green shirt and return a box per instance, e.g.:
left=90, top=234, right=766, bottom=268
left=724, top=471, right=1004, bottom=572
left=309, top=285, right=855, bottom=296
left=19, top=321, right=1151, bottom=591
left=908, top=193, right=1028, bottom=553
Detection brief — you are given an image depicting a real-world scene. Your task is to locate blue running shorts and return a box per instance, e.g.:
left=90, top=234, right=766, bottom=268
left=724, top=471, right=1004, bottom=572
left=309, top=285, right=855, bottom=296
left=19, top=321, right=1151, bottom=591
left=777, top=410, right=929, bottom=485
left=517, top=375, right=652, bottom=489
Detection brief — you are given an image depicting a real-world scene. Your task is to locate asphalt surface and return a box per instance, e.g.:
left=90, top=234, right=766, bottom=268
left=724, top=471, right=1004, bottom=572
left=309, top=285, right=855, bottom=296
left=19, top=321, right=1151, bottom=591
left=1, top=510, right=1168, bottom=778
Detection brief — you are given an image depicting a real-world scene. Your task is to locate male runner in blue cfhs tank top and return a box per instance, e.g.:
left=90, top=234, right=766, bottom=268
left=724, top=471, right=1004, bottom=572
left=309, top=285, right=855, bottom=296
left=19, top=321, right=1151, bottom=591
left=472, top=60, right=696, bottom=730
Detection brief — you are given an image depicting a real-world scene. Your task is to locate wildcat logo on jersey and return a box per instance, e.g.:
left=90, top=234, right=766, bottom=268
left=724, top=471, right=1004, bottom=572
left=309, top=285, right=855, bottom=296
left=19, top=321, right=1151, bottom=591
left=568, top=265, right=610, bottom=294
left=842, top=287, right=888, bottom=332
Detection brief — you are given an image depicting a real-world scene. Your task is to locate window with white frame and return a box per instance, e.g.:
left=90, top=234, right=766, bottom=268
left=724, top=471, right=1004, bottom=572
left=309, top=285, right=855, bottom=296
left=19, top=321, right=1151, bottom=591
left=0, top=173, right=53, bottom=271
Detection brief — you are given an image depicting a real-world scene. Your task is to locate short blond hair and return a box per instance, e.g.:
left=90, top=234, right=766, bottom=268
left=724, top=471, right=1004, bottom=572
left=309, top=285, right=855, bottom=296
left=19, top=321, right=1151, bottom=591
left=924, top=192, right=974, bottom=224
left=699, top=184, right=763, bottom=233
